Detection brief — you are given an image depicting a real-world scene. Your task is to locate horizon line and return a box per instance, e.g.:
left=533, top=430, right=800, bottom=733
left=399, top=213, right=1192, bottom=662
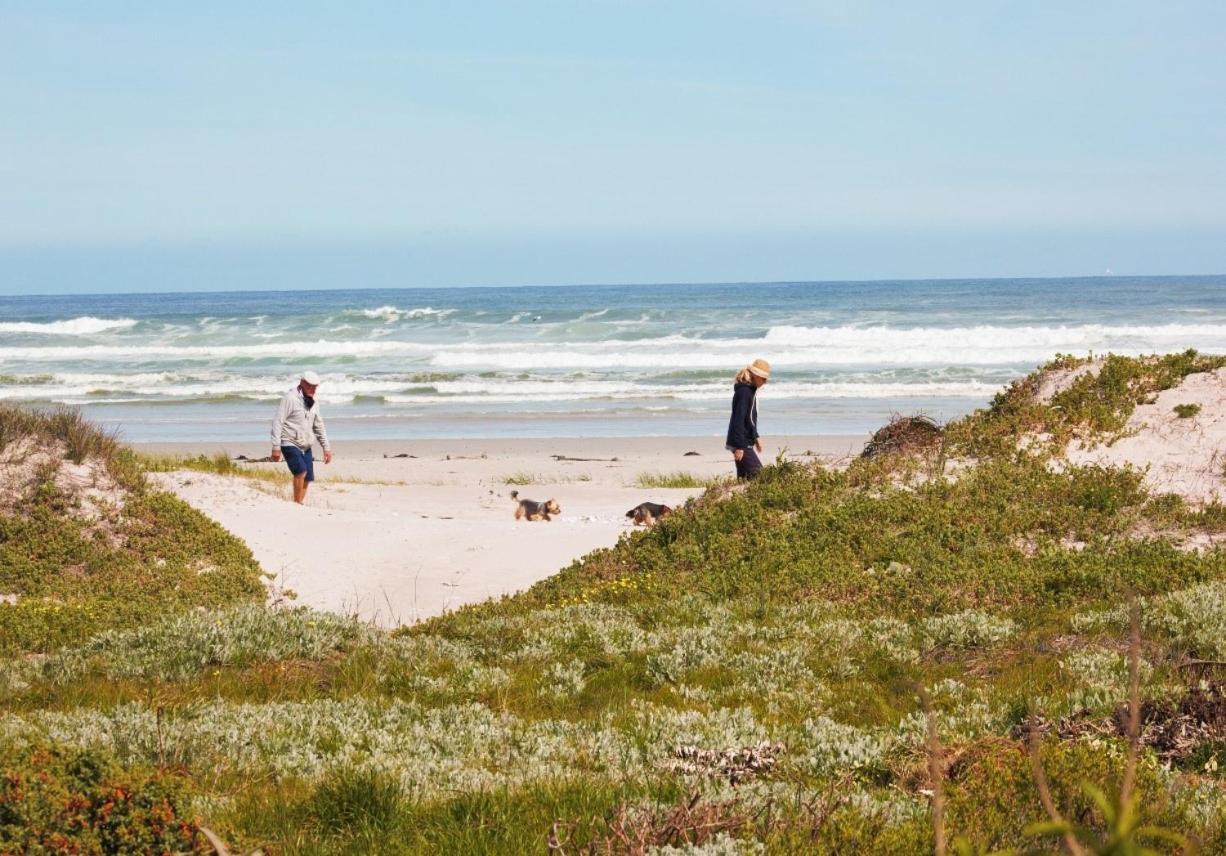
left=4, top=271, right=1225, bottom=301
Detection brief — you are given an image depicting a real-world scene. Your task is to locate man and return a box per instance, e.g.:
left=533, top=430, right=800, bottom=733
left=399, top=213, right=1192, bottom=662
left=270, top=370, right=333, bottom=504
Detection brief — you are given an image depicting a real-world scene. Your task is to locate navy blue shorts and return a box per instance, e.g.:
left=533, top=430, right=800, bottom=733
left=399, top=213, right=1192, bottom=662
left=281, top=446, right=314, bottom=482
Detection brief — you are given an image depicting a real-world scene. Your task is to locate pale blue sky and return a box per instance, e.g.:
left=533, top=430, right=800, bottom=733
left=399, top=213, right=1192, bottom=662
left=1, top=2, right=1224, bottom=292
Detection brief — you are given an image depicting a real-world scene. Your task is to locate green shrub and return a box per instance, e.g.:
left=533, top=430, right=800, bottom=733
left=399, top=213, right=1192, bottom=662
left=488, top=455, right=1222, bottom=622
left=1173, top=403, right=1201, bottom=419
left=944, top=738, right=1180, bottom=852
left=25, top=605, right=372, bottom=686
left=1071, top=465, right=1147, bottom=514
left=0, top=414, right=266, bottom=657
left=0, top=743, right=204, bottom=854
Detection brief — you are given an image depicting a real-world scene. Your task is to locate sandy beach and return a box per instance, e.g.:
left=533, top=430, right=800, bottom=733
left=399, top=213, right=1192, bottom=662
left=142, top=434, right=866, bottom=625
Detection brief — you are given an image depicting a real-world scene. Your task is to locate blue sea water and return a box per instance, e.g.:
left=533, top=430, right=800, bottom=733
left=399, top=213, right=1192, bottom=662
left=1, top=276, right=1224, bottom=442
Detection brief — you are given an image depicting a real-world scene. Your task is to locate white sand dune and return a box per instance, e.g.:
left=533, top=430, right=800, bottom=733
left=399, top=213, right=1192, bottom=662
left=1066, top=366, right=1226, bottom=504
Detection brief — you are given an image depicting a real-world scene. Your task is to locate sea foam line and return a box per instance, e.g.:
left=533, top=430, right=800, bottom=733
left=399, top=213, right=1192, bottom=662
left=0, top=317, right=138, bottom=336
left=343, top=306, right=455, bottom=322
left=1, top=323, right=1223, bottom=366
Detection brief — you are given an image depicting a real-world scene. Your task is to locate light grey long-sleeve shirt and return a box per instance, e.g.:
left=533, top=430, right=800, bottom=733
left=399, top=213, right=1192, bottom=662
left=270, top=386, right=330, bottom=452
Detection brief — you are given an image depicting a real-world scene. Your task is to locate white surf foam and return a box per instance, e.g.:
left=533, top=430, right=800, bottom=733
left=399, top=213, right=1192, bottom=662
left=0, top=317, right=138, bottom=336
left=347, top=306, right=455, bottom=322
left=382, top=381, right=998, bottom=405
left=2, top=323, right=1222, bottom=370
left=0, top=370, right=1002, bottom=405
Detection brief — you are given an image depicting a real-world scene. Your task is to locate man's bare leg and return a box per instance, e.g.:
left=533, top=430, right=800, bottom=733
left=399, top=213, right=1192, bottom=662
left=293, top=473, right=307, bottom=504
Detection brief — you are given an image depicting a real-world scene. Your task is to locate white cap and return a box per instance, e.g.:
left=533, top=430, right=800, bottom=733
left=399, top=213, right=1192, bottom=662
left=300, top=370, right=321, bottom=385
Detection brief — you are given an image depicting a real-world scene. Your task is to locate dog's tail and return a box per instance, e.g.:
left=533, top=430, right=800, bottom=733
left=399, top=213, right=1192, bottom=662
left=510, top=490, right=519, bottom=501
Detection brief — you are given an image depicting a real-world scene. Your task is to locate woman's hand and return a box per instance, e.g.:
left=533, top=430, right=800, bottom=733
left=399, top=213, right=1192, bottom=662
left=754, top=439, right=763, bottom=453
left=733, top=449, right=745, bottom=461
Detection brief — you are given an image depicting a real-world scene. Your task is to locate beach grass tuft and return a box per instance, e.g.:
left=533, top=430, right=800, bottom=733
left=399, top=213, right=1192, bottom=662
left=633, top=471, right=723, bottom=489
left=306, top=767, right=407, bottom=837
left=501, top=471, right=592, bottom=485
left=0, top=405, right=40, bottom=454
left=501, top=471, right=543, bottom=485
left=0, top=405, right=121, bottom=466
left=139, top=451, right=283, bottom=484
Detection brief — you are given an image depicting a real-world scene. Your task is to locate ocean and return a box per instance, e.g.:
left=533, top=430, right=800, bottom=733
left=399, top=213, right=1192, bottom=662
left=1, top=276, right=1224, bottom=443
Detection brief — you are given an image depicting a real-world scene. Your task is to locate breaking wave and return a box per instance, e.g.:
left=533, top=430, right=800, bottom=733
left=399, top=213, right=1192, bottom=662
left=2, top=323, right=1223, bottom=367
left=3, top=274, right=1224, bottom=440
left=344, top=306, right=455, bottom=322
left=0, top=316, right=138, bottom=335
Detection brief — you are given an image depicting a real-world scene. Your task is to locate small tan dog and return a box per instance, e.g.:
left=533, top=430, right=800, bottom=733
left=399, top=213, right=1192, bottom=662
left=511, top=490, right=561, bottom=521
left=625, top=502, right=671, bottom=526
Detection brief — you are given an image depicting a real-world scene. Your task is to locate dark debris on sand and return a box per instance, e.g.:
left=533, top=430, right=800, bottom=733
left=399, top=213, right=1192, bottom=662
left=1018, top=681, right=1226, bottom=763
left=860, top=414, right=944, bottom=459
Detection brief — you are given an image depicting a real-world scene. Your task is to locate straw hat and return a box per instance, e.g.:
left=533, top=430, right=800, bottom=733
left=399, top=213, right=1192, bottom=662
left=747, top=359, right=771, bottom=379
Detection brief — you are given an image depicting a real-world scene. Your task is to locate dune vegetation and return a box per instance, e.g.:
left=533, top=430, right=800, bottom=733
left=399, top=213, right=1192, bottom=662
left=2, top=352, right=1226, bottom=854
left=633, top=471, right=727, bottom=490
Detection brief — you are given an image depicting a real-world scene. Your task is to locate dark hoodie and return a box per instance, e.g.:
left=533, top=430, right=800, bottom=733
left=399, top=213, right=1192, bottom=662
left=725, top=382, right=758, bottom=450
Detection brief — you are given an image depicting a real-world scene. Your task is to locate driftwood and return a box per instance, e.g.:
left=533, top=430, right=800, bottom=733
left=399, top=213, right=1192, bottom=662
left=198, top=826, right=263, bottom=856
left=551, top=455, right=619, bottom=462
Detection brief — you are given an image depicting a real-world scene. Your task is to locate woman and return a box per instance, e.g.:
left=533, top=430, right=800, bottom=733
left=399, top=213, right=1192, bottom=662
left=726, top=358, right=770, bottom=479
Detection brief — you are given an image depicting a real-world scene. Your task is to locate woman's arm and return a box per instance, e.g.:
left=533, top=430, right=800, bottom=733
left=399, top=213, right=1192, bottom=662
left=726, top=386, right=754, bottom=449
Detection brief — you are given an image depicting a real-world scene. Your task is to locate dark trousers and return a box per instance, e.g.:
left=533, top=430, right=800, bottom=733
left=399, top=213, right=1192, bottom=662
left=734, top=447, right=762, bottom=480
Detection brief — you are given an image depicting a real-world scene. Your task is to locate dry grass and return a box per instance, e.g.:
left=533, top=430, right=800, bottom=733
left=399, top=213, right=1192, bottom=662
left=0, top=405, right=119, bottom=465
left=0, top=405, right=130, bottom=527
left=502, top=471, right=592, bottom=485
left=0, top=406, right=39, bottom=456
left=633, top=471, right=723, bottom=489
left=550, top=793, right=755, bottom=855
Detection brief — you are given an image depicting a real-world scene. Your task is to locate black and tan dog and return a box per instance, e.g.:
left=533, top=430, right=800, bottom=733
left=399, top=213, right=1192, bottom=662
left=625, top=502, right=671, bottom=527
left=511, top=490, right=561, bottom=521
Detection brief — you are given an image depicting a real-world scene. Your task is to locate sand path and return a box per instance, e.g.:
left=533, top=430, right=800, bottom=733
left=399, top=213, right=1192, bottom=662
left=145, top=435, right=862, bottom=625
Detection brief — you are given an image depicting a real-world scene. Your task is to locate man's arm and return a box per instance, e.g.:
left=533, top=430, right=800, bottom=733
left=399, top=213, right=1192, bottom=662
left=270, top=393, right=290, bottom=458
left=313, top=408, right=333, bottom=463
